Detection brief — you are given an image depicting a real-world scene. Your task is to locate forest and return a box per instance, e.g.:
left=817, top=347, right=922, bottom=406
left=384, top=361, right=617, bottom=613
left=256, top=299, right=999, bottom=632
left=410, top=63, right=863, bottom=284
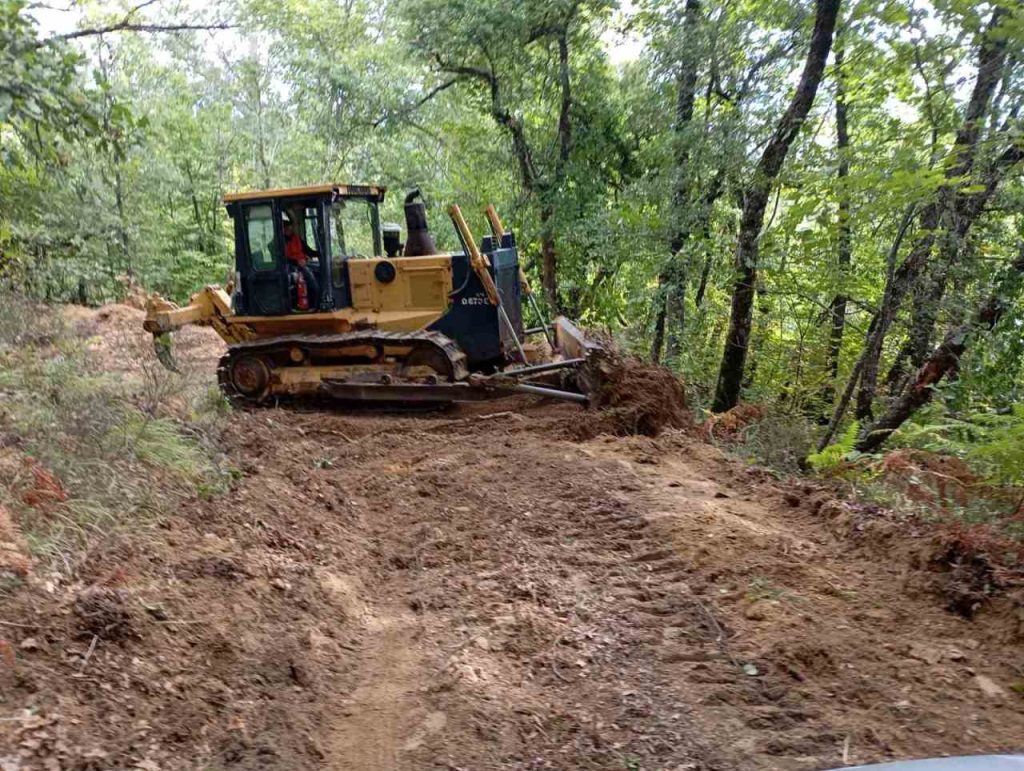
left=2, top=0, right=1024, bottom=467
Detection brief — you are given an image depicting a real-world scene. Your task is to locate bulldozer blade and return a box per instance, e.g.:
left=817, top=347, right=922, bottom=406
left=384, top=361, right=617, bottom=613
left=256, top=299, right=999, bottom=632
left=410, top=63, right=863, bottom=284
left=319, top=380, right=587, bottom=404
left=553, top=317, right=607, bottom=398
left=153, top=333, right=180, bottom=373
left=553, top=317, right=604, bottom=362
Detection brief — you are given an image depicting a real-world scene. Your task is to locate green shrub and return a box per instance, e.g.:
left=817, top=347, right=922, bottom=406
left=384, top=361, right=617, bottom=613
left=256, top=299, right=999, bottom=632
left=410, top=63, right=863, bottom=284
left=898, top=403, right=1024, bottom=486
left=806, top=421, right=861, bottom=472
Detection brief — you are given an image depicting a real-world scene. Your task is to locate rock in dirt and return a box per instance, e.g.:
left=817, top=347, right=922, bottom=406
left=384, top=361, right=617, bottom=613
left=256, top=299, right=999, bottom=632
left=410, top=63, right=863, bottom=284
left=946, top=647, right=967, bottom=662
left=744, top=601, right=778, bottom=622
left=72, top=587, right=140, bottom=641
left=975, top=674, right=1007, bottom=699
left=271, top=577, right=291, bottom=592
left=908, top=643, right=943, bottom=665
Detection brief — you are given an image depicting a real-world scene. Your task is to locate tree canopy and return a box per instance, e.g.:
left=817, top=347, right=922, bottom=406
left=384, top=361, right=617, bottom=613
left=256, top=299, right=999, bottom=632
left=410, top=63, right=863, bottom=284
left=2, top=0, right=1024, bottom=460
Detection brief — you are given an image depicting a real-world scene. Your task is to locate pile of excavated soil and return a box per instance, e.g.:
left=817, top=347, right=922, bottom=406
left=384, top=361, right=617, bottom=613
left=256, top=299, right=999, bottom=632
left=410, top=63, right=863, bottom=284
left=62, top=302, right=224, bottom=375
left=571, top=350, right=690, bottom=439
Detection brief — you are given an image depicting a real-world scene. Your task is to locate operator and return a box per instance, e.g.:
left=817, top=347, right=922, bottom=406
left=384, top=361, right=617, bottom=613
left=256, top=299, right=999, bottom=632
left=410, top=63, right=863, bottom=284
left=282, top=216, right=320, bottom=309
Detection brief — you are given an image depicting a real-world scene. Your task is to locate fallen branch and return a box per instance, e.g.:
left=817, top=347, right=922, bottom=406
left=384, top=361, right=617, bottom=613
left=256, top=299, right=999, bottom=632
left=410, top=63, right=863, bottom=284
left=420, top=411, right=525, bottom=433
left=303, top=427, right=355, bottom=443
left=79, top=635, right=99, bottom=674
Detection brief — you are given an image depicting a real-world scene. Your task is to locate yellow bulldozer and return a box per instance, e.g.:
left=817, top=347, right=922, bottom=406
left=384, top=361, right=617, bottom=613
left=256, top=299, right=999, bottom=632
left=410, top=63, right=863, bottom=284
left=143, top=183, right=605, bottom=406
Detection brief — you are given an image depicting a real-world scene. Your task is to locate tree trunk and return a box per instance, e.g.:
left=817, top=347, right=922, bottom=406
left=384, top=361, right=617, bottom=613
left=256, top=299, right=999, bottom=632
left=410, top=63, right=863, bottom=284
left=884, top=252, right=955, bottom=390
left=96, top=39, right=131, bottom=278
left=440, top=13, right=578, bottom=314
left=251, top=67, right=272, bottom=190
left=537, top=26, right=575, bottom=314
left=665, top=280, right=687, bottom=361
left=856, top=247, right=1024, bottom=453
left=651, top=261, right=685, bottom=363
left=855, top=154, right=1016, bottom=419
left=652, top=0, right=702, bottom=363
left=814, top=203, right=916, bottom=451
left=855, top=203, right=937, bottom=420
left=820, top=127, right=1022, bottom=455
left=712, top=0, right=841, bottom=413
left=540, top=206, right=558, bottom=311
left=825, top=39, right=851, bottom=389
left=694, top=250, right=714, bottom=309
left=113, top=166, right=131, bottom=277
left=852, top=7, right=1012, bottom=421
left=650, top=271, right=669, bottom=362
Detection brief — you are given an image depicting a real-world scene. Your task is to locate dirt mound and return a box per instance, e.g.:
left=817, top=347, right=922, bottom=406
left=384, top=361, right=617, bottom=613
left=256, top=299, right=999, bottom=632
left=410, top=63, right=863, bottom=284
left=702, top=402, right=766, bottom=441
left=571, top=350, right=690, bottom=439
left=63, top=301, right=224, bottom=375
left=62, top=301, right=145, bottom=334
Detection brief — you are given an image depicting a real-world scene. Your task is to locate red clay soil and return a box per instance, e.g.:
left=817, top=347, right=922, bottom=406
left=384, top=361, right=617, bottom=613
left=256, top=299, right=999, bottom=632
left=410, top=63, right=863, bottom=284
left=2, top=308, right=1024, bottom=770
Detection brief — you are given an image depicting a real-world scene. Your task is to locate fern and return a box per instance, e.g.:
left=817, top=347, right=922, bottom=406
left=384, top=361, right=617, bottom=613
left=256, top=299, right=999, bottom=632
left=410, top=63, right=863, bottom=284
left=807, top=421, right=860, bottom=471
left=899, top=403, right=1024, bottom=486
left=969, top=407, right=1024, bottom=486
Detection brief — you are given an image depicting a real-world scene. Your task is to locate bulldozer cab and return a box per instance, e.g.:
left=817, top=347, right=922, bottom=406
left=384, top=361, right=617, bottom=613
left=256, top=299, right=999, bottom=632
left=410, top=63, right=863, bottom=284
left=224, top=184, right=385, bottom=316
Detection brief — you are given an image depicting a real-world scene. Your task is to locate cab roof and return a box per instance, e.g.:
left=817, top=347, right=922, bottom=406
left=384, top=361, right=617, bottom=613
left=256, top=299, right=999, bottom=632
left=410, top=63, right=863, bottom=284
left=223, top=183, right=386, bottom=204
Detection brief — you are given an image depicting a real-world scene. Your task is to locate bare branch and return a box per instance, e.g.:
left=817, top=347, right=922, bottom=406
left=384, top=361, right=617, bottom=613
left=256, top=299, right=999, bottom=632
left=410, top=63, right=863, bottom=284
left=370, top=77, right=460, bottom=129
left=41, top=19, right=232, bottom=46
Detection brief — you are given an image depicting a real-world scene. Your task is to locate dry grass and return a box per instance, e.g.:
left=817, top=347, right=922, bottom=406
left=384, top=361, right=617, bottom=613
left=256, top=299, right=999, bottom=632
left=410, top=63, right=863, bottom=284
left=0, top=293, right=230, bottom=582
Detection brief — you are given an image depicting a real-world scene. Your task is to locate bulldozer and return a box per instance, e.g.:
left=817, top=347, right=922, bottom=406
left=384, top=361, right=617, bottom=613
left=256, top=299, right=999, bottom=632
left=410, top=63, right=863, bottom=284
left=143, top=183, right=605, bottom=406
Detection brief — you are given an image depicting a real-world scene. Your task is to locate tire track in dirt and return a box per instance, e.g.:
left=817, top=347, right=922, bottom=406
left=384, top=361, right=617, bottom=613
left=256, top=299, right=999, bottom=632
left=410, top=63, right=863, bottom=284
left=589, top=437, right=1024, bottom=768
left=327, top=603, right=432, bottom=770
left=296, top=408, right=728, bottom=769
left=291, top=406, right=1024, bottom=770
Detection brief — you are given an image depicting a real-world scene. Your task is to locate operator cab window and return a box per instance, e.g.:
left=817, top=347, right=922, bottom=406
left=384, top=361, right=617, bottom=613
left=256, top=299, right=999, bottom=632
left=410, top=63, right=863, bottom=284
left=245, top=205, right=277, bottom=271
left=303, top=207, right=325, bottom=255
left=331, top=200, right=375, bottom=259
left=286, top=204, right=324, bottom=258
left=331, top=199, right=376, bottom=289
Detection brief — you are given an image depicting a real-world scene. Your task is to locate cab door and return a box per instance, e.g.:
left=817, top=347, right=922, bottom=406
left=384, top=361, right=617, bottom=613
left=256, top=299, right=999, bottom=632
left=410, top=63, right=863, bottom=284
left=240, top=202, right=289, bottom=315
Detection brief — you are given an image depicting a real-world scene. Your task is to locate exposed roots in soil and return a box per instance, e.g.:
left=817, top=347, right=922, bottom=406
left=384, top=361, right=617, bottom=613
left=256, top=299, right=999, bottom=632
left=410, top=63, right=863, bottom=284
left=571, top=349, right=690, bottom=439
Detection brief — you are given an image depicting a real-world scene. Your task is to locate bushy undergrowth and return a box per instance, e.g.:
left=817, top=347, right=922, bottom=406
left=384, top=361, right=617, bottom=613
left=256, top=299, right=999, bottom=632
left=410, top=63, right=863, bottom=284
left=702, top=401, right=813, bottom=475
left=731, top=410, right=816, bottom=474
left=801, top=404, right=1024, bottom=535
left=897, top=403, right=1024, bottom=487
left=0, top=293, right=230, bottom=575
left=709, top=398, right=1024, bottom=556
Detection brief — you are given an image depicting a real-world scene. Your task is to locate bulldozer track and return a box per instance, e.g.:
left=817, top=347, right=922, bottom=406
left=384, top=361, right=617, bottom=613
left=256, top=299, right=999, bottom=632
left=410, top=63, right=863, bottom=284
left=217, top=329, right=469, bottom=406
left=321, top=429, right=734, bottom=769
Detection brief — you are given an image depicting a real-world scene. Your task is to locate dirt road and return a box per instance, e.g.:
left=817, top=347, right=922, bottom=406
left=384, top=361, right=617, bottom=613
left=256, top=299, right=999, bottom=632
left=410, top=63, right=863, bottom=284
left=175, top=400, right=1023, bottom=770
left=4, top=321, right=1024, bottom=769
